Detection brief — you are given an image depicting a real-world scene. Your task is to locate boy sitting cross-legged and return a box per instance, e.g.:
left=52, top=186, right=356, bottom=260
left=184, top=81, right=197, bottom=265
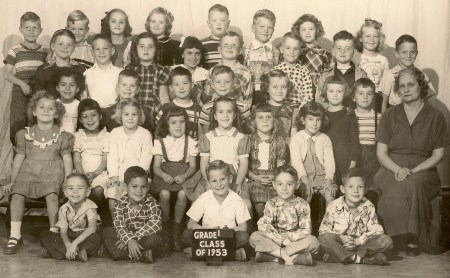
left=102, top=166, right=171, bottom=263
left=318, top=168, right=393, bottom=265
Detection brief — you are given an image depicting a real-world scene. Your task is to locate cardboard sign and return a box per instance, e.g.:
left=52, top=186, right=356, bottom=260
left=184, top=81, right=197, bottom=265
left=191, top=229, right=236, bottom=260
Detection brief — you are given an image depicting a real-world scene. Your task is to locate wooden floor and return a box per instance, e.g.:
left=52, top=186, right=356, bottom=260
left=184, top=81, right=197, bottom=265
left=1, top=215, right=450, bottom=278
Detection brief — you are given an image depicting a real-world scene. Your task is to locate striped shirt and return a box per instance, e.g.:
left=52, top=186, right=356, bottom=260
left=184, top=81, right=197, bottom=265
left=355, top=109, right=380, bottom=145
left=201, top=36, right=221, bottom=70
left=156, top=99, right=202, bottom=140
left=198, top=99, right=251, bottom=129
left=3, top=44, right=49, bottom=83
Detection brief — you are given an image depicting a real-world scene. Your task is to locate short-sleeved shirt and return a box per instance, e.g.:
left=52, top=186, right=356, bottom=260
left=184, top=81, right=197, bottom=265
left=3, top=44, right=49, bottom=83
left=199, top=127, right=249, bottom=173
left=84, top=63, right=122, bottom=108
left=186, top=189, right=251, bottom=228
left=358, top=53, right=389, bottom=91
left=74, top=128, right=110, bottom=173
left=152, top=135, right=198, bottom=163
left=376, top=103, right=449, bottom=162
left=273, top=62, right=313, bottom=106
left=71, top=40, right=95, bottom=69
left=56, top=199, right=98, bottom=232
left=243, top=39, right=280, bottom=91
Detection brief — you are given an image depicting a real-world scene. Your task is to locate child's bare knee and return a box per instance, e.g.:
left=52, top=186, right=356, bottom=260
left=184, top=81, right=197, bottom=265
left=159, top=190, right=170, bottom=200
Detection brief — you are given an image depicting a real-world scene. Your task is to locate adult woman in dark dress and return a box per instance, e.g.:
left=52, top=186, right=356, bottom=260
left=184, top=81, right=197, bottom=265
left=373, top=67, right=449, bottom=255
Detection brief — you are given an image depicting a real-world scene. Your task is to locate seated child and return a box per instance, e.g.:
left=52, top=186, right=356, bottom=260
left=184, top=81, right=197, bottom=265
left=250, top=165, right=319, bottom=266
left=243, top=9, right=280, bottom=104
left=156, top=67, right=202, bottom=140
left=318, top=168, right=393, bottom=265
left=290, top=102, right=336, bottom=207
left=39, top=173, right=101, bottom=262
left=379, top=34, right=436, bottom=112
left=66, top=10, right=95, bottom=69
left=248, top=103, right=289, bottom=219
left=274, top=32, right=313, bottom=108
left=103, top=69, right=155, bottom=133
left=84, top=34, right=122, bottom=109
left=4, top=12, right=49, bottom=145
left=103, top=166, right=171, bottom=263
left=145, top=7, right=181, bottom=66
left=182, top=160, right=251, bottom=262
left=316, top=30, right=367, bottom=107
left=172, top=36, right=209, bottom=104
left=199, top=65, right=251, bottom=135
left=56, top=67, right=84, bottom=134
left=352, top=78, right=380, bottom=191
left=205, top=31, right=253, bottom=105
left=152, top=106, right=199, bottom=251
left=73, top=99, right=111, bottom=218
left=201, top=4, right=230, bottom=69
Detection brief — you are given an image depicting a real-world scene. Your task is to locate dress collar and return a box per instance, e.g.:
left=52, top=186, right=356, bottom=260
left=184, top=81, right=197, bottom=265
left=213, top=127, right=237, bottom=137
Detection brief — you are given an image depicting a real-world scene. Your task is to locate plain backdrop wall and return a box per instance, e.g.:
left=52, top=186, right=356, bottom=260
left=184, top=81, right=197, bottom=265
left=0, top=0, right=449, bottom=183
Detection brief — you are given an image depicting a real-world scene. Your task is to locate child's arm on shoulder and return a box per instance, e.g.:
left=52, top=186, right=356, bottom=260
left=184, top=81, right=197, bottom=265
left=4, top=64, right=31, bottom=95
left=2, top=153, right=25, bottom=193
left=153, top=155, right=174, bottom=184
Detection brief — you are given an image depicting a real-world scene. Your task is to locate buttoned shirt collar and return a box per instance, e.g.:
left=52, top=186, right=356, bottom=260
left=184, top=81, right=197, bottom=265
left=251, top=39, right=273, bottom=50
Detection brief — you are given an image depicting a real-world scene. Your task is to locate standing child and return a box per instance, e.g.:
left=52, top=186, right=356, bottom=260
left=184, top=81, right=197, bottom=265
left=103, top=166, right=171, bottom=263
left=2, top=91, right=74, bottom=255
left=84, top=34, right=122, bottom=109
left=35, top=29, right=85, bottom=100
left=379, top=35, right=436, bottom=112
left=182, top=160, right=251, bottom=262
left=145, top=7, right=181, bottom=66
left=199, top=66, right=251, bottom=135
left=152, top=106, right=199, bottom=251
left=66, top=10, right=95, bottom=69
left=318, top=168, right=393, bottom=265
left=274, top=32, right=313, bottom=108
left=261, top=69, right=298, bottom=140
left=321, top=76, right=360, bottom=185
left=192, top=97, right=251, bottom=212
left=248, top=103, right=289, bottom=219
left=355, top=19, right=388, bottom=112
left=290, top=102, right=336, bottom=207
left=243, top=9, right=280, bottom=105
left=156, top=67, right=202, bottom=140
left=316, top=30, right=367, bottom=107
left=205, top=32, right=253, bottom=105
left=100, top=9, right=133, bottom=68
left=56, top=67, right=84, bottom=134
left=103, top=69, right=155, bottom=133
left=126, top=32, right=171, bottom=117
left=172, top=36, right=209, bottom=104
left=352, top=78, right=380, bottom=191
left=201, top=4, right=230, bottom=69
left=107, top=98, right=153, bottom=199
left=39, top=173, right=101, bottom=262
left=291, top=14, right=332, bottom=92
left=250, top=165, right=319, bottom=266
left=73, top=99, right=112, bottom=217
left=4, top=12, right=49, bottom=145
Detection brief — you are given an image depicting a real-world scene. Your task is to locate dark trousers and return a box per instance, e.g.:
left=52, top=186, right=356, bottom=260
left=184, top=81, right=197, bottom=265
left=102, top=227, right=171, bottom=260
left=10, top=87, right=29, bottom=145
left=318, top=233, right=393, bottom=261
left=360, top=145, right=380, bottom=190
left=39, top=230, right=102, bottom=260
left=181, top=229, right=249, bottom=249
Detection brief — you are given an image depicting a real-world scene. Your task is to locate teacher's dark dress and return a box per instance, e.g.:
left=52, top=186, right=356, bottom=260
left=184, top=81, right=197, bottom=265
left=373, top=103, right=449, bottom=246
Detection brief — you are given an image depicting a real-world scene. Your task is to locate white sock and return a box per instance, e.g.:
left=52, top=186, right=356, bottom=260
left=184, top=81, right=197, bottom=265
left=10, top=221, right=22, bottom=240
left=354, top=254, right=362, bottom=264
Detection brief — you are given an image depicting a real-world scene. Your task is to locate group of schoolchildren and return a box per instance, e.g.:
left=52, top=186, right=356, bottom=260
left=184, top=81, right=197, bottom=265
left=1, top=2, right=435, bottom=267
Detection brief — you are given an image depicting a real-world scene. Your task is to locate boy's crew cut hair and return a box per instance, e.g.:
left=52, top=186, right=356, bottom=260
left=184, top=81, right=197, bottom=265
left=169, top=66, right=192, bottom=84
left=253, top=9, right=276, bottom=24
left=124, top=166, right=148, bottom=185
left=206, top=160, right=232, bottom=177
left=20, top=11, right=41, bottom=26
left=208, top=4, right=229, bottom=16
left=67, top=10, right=89, bottom=27
left=395, top=34, right=417, bottom=50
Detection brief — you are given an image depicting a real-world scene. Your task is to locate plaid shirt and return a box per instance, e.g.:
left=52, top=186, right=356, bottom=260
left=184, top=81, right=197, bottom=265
left=297, top=46, right=332, bottom=88
left=257, top=196, right=312, bottom=245
left=205, top=62, right=253, bottom=105
left=274, top=62, right=313, bottom=107
left=114, top=194, right=162, bottom=244
left=127, top=64, right=170, bottom=117
left=319, top=196, right=384, bottom=245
